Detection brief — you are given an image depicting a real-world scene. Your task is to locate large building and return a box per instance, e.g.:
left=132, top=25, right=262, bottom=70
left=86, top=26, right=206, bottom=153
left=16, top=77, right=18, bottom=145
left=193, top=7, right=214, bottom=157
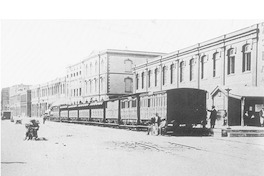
left=9, top=84, right=31, bottom=116
left=1, top=87, right=10, bottom=112
left=30, top=77, right=67, bottom=117
left=66, top=49, right=165, bottom=105
left=133, top=22, right=264, bottom=127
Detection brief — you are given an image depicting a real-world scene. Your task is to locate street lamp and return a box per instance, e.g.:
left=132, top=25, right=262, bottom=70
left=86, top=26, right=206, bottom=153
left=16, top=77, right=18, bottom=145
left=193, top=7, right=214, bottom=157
left=225, top=88, right=232, bottom=129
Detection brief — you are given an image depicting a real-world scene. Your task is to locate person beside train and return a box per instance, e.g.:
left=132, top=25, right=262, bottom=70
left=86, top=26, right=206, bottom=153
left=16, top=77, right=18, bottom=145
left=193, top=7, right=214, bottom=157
left=259, top=107, right=264, bottom=127
left=147, top=116, right=156, bottom=135
left=207, top=106, right=217, bottom=128
left=147, top=113, right=161, bottom=135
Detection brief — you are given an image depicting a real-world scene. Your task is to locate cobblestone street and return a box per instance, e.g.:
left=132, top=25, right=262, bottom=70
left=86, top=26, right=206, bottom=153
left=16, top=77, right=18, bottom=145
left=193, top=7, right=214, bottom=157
left=1, top=120, right=264, bottom=176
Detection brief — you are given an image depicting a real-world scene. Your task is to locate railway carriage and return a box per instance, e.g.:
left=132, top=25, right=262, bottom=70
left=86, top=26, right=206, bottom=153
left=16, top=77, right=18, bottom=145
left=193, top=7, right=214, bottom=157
left=59, top=105, right=69, bottom=121
left=51, top=88, right=207, bottom=130
left=120, top=95, right=139, bottom=125
left=78, top=103, right=90, bottom=121
left=105, top=99, right=119, bottom=123
left=89, top=102, right=104, bottom=122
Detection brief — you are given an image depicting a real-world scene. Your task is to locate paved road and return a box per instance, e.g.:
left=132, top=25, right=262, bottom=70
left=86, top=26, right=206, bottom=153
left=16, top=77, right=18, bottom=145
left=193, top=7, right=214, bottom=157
left=1, top=120, right=264, bottom=176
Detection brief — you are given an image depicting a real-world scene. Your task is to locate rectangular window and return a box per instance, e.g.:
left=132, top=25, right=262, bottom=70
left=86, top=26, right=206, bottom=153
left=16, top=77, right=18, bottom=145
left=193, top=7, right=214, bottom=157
left=79, top=88, right=81, bottom=96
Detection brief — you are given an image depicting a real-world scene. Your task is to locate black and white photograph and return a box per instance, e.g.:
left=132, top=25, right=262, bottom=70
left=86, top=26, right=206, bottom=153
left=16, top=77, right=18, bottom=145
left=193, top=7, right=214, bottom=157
left=1, top=1, right=264, bottom=176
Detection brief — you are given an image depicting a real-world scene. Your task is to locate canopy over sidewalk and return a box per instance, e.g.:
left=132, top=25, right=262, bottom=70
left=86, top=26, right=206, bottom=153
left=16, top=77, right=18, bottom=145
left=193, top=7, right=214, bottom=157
left=211, top=86, right=264, bottom=99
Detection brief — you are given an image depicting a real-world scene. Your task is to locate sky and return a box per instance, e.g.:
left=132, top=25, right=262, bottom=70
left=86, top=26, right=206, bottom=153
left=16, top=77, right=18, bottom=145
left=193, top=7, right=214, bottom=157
left=1, top=19, right=263, bottom=88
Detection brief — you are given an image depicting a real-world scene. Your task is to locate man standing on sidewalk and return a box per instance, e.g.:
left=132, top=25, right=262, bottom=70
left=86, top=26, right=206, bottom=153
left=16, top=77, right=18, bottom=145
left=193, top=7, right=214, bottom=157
left=207, top=106, right=217, bottom=129
left=259, top=107, right=264, bottom=127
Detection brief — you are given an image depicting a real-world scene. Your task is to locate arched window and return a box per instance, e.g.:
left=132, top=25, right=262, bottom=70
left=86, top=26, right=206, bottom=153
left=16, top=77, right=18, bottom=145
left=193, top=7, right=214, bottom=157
left=124, top=77, right=133, bottom=93
left=141, top=72, right=145, bottom=89
left=200, top=56, right=206, bottom=79
left=162, top=66, right=167, bottom=85
left=170, top=64, right=174, bottom=84
left=189, top=59, right=195, bottom=81
left=94, top=79, right=97, bottom=92
left=227, top=48, right=235, bottom=74
left=148, top=70, right=151, bottom=87
left=180, top=61, right=185, bottom=82
left=154, top=68, right=158, bottom=86
left=100, top=77, right=103, bottom=92
left=95, top=61, right=98, bottom=73
left=90, top=63, right=92, bottom=75
left=242, top=44, right=251, bottom=72
left=212, top=52, right=219, bottom=77
left=136, top=74, right=139, bottom=90
left=89, top=80, right=92, bottom=93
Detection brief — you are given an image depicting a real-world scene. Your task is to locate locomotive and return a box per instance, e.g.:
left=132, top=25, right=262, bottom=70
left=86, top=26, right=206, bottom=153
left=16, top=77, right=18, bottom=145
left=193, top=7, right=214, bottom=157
left=50, top=88, right=207, bottom=130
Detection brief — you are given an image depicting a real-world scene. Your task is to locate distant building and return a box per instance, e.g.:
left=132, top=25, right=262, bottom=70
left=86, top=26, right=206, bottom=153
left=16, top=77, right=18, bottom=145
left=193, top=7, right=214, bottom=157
left=9, top=84, right=31, bottom=116
left=133, top=22, right=264, bottom=127
left=30, top=77, right=67, bottom=117
left=1, top=87, right=10, bottom=112
left=66, top=49, right=165, bottom=104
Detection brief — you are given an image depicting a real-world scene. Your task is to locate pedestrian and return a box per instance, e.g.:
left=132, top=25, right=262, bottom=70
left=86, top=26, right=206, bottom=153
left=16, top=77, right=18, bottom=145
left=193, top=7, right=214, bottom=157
left=43, top=115, right=46, bottom=124
left=259, top=107, right=264, bottom=127
left=243, top=110, right=249, bottom=126
left=154, top=113, right=161, bottom=135
left=207, top=106, right=217, bottom=128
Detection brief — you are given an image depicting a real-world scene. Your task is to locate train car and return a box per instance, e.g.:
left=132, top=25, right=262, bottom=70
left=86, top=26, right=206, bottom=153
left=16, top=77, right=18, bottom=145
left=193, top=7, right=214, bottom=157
left=59, top=105, right=69, bottom=121
left=49, top=106, right=60, bottom=121
left=105, top=99, right=119, bottom=123
left=120, top=95, right=139, bottom=125
left=140, top=88, right=207, bottom=127
left=89, top=101, right=104, bottom=122
left=78, top=103, right=90, bottom=121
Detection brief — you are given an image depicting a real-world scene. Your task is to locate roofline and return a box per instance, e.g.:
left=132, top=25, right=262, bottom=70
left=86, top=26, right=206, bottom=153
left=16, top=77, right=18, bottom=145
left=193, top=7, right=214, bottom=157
left=66, top=49, right=166, bottom=68
left=134, top=22, right=263, bottom=70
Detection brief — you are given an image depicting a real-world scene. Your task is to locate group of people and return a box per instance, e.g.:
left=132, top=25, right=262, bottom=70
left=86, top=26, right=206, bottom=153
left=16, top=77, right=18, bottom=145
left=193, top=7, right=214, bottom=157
left=207, top=106, right=264, bottom=128
left=147, top=113, right=166, bottom=136
left=244, top=107, right=264, bottom=127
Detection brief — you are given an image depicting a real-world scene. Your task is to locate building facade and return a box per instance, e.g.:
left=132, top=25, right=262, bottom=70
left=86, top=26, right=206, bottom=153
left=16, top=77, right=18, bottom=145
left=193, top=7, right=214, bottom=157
left=66, top=49, right=165, bottom=105
left=9, top=84, right=31, bottom=116
left=31, top=77, right=67, bottom=117
left=1, top=87, right=10, bottom=112
left=133, top=22, right=264, bottom=126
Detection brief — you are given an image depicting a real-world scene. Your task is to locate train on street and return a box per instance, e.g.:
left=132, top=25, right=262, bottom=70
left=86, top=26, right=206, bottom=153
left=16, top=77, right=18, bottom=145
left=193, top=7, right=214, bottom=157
left=49, top=88, right=207, bottom=131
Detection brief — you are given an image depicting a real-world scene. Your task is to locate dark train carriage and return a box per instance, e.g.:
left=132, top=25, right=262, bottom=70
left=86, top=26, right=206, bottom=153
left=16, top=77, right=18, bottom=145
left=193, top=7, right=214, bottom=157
left=166, top=88, right=207, bottom=126
left=140, top=88, right=207, bottom=127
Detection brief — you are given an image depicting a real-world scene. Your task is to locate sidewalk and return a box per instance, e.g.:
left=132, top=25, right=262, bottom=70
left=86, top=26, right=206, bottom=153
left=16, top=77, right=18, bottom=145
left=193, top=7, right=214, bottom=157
left=211, top=125, right=264, bottom=137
